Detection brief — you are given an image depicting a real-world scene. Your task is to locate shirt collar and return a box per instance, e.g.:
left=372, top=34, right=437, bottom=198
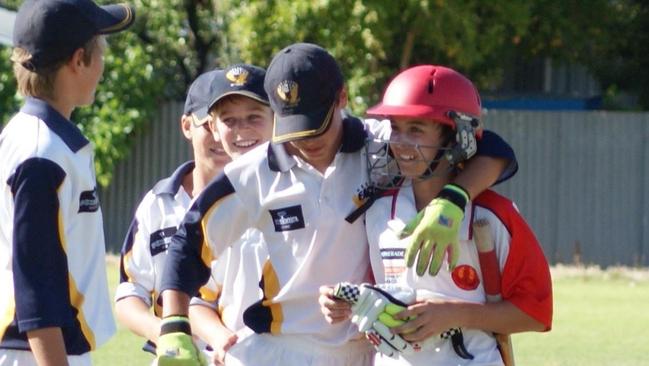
left=152, top=161, right=195, bottom=196
left=20, top=97, right=89, bottom=153
left=267, top=115, right=368, bottom=172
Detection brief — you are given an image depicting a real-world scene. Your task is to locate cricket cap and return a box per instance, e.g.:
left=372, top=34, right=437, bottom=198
left=184, top=69, right=221, bottom=126
left=264, top=43, right=343, bottom=143
left=207, top=63, right=268, bottom=113
left=13, top=0, right=135, bottom=72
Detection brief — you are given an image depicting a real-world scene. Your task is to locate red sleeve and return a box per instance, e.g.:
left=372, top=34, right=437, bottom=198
left=474, top=190, right=553, bottom=331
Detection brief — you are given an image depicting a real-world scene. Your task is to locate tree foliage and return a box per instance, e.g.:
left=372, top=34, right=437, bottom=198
left=1, top=0, right=648, bottom=186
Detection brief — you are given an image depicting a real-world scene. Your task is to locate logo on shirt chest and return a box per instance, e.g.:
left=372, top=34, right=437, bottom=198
left=78, top=187, right=99, bottom=213
left=150, top=227, right=177, bottom=256
left=269, top=205, right=305, bottom=232
left=451, top=264, right=480, bottom=291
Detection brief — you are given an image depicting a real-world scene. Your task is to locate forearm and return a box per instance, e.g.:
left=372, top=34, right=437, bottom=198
left=162, top=289, right=190, bottom=317
left=189, top=304, right=234, bottom=347
left=115, top=296, right=161, bottom=342
left=458, top=301, right=546, bottom=334
left=27, top=327, right=69, bottom=366
left=452, top=155, right=508, bottom=199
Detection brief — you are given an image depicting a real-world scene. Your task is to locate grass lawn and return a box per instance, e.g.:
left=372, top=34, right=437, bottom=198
left=93, top=260, right=649, bottom=365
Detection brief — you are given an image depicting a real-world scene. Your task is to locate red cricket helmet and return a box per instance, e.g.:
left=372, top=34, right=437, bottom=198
left=367, top=65, right=483, bottom=138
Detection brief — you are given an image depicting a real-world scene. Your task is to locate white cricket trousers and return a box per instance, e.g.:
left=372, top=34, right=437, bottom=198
left=0, top=350, right=91, bottom=366
left=224, top=333, right=374, bottom=366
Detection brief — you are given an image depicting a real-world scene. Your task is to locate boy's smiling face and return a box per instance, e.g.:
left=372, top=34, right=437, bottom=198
left=210, top=96, right=273, bottom=159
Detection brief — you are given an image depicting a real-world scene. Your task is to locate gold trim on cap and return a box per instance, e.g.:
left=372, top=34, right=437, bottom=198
left=100, top=4, right=133, bottom=33
left=272, top=103, right=335, bottom=143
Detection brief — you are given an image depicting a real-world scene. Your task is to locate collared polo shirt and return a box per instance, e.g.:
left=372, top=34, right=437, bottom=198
left=0, top=98, right=115, bottom=354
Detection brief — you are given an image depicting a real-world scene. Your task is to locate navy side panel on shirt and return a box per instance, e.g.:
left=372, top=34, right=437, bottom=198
left=161, top=172, right=236, bottom=297
left=476, top=130, right=518, bottom=184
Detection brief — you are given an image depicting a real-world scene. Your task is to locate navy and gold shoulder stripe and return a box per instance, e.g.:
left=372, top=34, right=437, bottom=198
left=160, top=173, right=236, bottom=297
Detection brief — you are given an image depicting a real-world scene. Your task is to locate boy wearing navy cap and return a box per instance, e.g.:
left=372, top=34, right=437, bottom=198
left=114, top=69, right=230, bottom=361
left=0, top=0, right=133, bottom=365
left=158, top=43, right=516, bottom=365
left=188, top=64, right=273, bottom=365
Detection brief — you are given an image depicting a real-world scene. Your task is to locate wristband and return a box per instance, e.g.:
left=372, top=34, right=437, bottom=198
left=160, top=315, right=192, bottom=336
left=436, top=184, right=469, bottom=212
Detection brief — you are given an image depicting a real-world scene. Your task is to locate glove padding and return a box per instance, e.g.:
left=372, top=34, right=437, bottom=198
left=348, top=284, right=416, bottom=332
left=337, top=283, right=416, bottom=359
left=365, top=321, right=413, bottom=359
left=156, top=316, right=206, bottom=366
left=401, top=184, right=468, bottom=276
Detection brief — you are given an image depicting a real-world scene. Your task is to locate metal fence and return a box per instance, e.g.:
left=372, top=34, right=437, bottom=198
left=100, top=104, right=649, bottom=267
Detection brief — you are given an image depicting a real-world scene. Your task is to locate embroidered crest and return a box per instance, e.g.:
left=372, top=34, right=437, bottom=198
left=226, top=66, right=249, bottom=86
left=276, top=80, right=300, bottom=106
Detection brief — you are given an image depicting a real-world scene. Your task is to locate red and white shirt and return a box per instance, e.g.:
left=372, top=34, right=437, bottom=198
left=366, top=188, right=552, bottom=366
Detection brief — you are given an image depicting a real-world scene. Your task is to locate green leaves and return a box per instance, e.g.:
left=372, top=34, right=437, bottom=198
left=1, top=0, right=647, bottom=186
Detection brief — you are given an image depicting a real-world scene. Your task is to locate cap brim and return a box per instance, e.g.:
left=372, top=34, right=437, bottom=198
left=191, top=111, right=210, bottom=127
left=208, top=90, right=269, bottom=112
left=272, top=103, right=335, bottom=143
left=96, top=4, right=135, bottom=34
left=192, top=106, right=210, bottom=124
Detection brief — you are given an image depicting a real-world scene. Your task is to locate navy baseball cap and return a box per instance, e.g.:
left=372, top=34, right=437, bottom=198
left=13, top=0, right=135, bottom=71
left=264, top=43, right=343, bottom=143
left=207, top=64, right=269, bottom=112
left=184, top=69, right=221, bottom=126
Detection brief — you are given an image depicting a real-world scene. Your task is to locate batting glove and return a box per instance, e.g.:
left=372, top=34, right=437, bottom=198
left=401, top=184, right=468, bottom=276
left=156, top=316, right=206, bottom=366
left=334, top=283, right=415, bottom=332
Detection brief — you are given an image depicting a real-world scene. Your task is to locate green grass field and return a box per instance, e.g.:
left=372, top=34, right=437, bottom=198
left=94, top=260, right=649, bottom=365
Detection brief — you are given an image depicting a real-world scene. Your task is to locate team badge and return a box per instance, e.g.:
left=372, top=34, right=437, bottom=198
left=78, top=187, right=99, bottom=213
left=226, top=66, right=249, bottom=86
left=451, top=264, right=480, bottom=291
left=276, top=80, right=300, bottom=106
left=269, top=205, right=305, bottom=232
left=149, top=226, right=177, bottom=256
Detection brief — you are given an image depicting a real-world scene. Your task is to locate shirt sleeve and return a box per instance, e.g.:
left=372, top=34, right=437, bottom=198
left=476, top=130, right=518, bottom=185
left=8, top=157, right=74, bottom=332
left=191, top=257, right=224, bottom=309
left=115, top=211, right=155, bottom=306
left=161, top=173, right=251, bottom=298
left=482, top=199, right=553, bottom=331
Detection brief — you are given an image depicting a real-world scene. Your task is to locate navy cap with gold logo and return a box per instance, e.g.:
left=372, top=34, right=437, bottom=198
left=184, top=69, right=221, bottom=126
left=13, top=0, right=135, bottom=72
left=207, top=64, right=268, bottom=113
left=264, top=43, right=343, bottom=143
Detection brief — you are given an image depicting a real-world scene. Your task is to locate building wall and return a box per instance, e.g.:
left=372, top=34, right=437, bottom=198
left=100, top=103, right=649, bottom=267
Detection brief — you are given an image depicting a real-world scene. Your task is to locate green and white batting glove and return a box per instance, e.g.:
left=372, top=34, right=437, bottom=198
left=156, top=316, right=206, bottom=366
left=333, top=283, right=416, bottom=358
left=333, top=283, right=416, bottom=331
left=401, top=184, right=469, bottom=276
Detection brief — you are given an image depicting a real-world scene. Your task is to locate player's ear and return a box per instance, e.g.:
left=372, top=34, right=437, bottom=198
left=336, top=87, right=348, bottom=109
left=180, top=115, right=193, bottom=140
left=66, top=48, right=86, bottom=73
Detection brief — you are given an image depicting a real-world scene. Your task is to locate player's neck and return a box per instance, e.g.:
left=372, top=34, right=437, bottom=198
left=40, top=95, right=75, bottom=120
left=190, top=164, right=221, bottom=198
left=412, top=176, right=448, bottom=211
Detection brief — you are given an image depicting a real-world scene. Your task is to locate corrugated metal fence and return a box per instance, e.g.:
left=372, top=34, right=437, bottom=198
left=100, top=104, right=649, bottom=267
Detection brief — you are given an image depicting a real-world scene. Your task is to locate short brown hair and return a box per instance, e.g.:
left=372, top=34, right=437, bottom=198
left=11, top=36, right=102, bottom=99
